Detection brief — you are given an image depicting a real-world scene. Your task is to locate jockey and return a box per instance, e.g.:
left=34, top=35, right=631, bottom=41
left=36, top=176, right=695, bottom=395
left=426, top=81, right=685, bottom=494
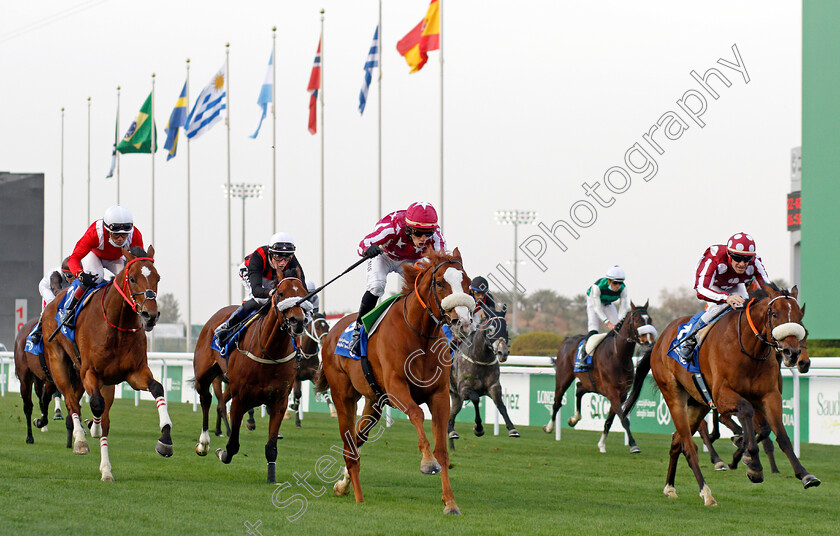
left=675, top=232, right=770, bottom=363
left=59, top=205, right=143, bottom=329
left=586, top=265, right=629, bottom=337
left=305, top=280, right=321, bottom=316
left=214, top=232, right=307, bottom=344
left=349, top=201, right=446, bottom=355
left=469, top=276, right=501, bottom=324
left=28, top=258, right=75, bottom=348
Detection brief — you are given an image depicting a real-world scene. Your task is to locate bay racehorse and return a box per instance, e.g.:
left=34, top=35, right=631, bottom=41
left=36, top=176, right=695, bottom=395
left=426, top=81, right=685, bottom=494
left=314, top=249, right=475, bottom=515
left=41, top=246, right=171, bottom=481
left=543, top=303, right=656, bottom=453
left=448, top=307, right=517, bottom=447
left=210, top=378, right=256, bottom=437
left=623, top=283, right=819, bottom=506
left=193, top=277, right=309, bottom=483
left=14, top=318, right=60, bottom=443
left=287, top=313, right=330, bottom=428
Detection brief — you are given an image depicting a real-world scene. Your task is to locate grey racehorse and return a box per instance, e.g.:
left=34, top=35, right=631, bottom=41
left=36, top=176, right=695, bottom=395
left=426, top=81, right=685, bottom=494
left=448, top=309, right=518, bottom=448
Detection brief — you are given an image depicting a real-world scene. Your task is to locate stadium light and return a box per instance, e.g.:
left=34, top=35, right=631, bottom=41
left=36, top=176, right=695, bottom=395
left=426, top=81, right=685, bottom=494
left=494, top=210, right=537, bottom=335
left=224, top=183, right=264, bottom=300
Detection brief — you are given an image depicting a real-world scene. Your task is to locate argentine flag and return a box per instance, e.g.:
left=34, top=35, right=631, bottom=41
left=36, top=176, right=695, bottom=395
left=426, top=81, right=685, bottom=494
left=250, top=51, right=273, bottom=139
left=185, top=64, right=226, bottom=140
left=359, top=25, right=379, bottom=115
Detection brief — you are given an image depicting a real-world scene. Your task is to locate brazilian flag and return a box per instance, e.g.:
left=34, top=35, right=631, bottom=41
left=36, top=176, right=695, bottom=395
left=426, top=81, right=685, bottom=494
left=117, top=93, right=158, bottom=154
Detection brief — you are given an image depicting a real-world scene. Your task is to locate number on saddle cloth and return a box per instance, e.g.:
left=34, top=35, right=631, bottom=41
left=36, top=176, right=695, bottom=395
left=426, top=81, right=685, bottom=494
left=54, top=279, right=109, bottom=343
left=667, top=311, right=708, bottom=373
left=574, top=339, right=593, bottom=372
left=335, top=321, right=368, bottom=360
left=24, top=324, right=44, bottom=356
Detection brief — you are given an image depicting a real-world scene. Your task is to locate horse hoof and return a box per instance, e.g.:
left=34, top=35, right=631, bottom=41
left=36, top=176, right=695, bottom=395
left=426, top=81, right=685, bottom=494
left=39, top=425, right=48, bottom=433
left=34, top=418, right=46, bottom=429
left=334, top=480, right=351, bottom=496
left=448, top=430, right=459, bottom=440
left=509, top=429, right=520, bottom=438
left=195, top=443, right=208, bottom=456
left=802, top=474, right=821, bottom=488
left=543, top=423, right=554, bottom=433
left=598, top=445, right=607, bottom=454
left=473, top=427, right=484, bottom=438
left=420, top=460, right=442, bottom=475
left=714, top=461, right=729, bottom=471
left=101, top=472, right=114, bottom=482
left=663, top=485, right=678, bottom=499
left=25, top=436, right=34, bottom=444
left=246, top=421, right=256, bottom=431
left=156, top=440, right=174, bottom=458
left=747, top=470, right=764, bottom=484
left=54, top=410, right=64, bottom=420
left=277, top=432, right=284, bottom=440
left=215, top=448, right=225, bottom=462
left=629, top=445, right=641, bottom=454
left=214, top=430, right=224, bottom=437
left=567, top=417, right=579, bottom=428
left=443, top=505, right=462, bottom=515
left=74, top=441, right=89, bottom=455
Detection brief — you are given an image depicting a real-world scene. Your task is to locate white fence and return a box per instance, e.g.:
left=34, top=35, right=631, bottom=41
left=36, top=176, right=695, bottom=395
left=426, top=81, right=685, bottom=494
left=3, top=352, right=840, bottom=452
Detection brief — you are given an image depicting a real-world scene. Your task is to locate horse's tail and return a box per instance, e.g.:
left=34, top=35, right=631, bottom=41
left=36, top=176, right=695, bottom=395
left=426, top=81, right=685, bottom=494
left=621, top=347, right=652, bottom=417
left=185, top=377, right=196, bottom=388
left=313, top=363, right=330, bottom=393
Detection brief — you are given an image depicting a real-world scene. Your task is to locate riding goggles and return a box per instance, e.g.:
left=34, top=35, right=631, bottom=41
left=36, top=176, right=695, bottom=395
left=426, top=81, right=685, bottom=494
left=729, top=253, right=754, bottom=264
left=409, top=227, right=435, bottom=238
left=106, top=222, right=133, bottom=233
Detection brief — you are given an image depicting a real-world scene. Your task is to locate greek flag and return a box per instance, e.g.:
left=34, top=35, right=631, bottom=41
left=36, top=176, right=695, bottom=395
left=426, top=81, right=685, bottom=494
left=185, top=64, right=226, bottom=140
left=250, top=51, right=273, bottom=139
left=358, top=25, right=379, bottom=115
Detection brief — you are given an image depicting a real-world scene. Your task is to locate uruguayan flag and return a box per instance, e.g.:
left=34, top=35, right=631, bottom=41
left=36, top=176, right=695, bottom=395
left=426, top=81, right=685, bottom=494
left=358, top=25, right=379, bottom=115
left=185, top=64, right=226, bottom=140
left=250, top=51, right=273, bottom=139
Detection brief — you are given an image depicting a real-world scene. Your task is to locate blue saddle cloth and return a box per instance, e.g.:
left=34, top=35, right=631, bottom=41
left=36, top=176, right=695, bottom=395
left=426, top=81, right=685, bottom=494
left=23, top=323, right=43, bottom=356
left=334, top=321, right=368, bottom=360
left=666, top=311, right=705, bottom=373
left=573, top=339, right=593, bottom=372
left=30, top=279, right=110, bottom=348
left=211, top=309, right=262, bottom=358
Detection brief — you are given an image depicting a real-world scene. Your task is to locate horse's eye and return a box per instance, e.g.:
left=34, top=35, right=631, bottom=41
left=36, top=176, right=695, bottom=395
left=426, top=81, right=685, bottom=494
left=129, top=276, right=136, bottom=284
left=435, top=280, right=443, bottom=288
left=770, top=310, right=777, bottom=318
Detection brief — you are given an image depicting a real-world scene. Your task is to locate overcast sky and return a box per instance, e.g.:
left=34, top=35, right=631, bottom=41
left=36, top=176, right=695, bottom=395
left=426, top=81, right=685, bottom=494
left=1, top=1, right=801, bottom=324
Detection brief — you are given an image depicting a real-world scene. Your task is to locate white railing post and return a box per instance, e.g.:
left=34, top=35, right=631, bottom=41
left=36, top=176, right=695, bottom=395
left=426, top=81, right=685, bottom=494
left=793, top=368, right=801, bottom=457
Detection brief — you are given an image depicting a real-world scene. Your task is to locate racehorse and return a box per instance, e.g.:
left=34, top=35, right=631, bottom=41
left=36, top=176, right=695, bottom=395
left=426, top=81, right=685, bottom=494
left=193, top=277, right=309, bottom=483
left=14, top=318, right=59, bottom=443
left=697, top=339, right=811, bottom=472
left=623, top=283, right=819, bottom=506
left=448, top=307, right=517, bottom=447
left=543, top=303, right=656, bottom=453
left=210, top=378, right=256, bottom=437
left=287, top=313, right=331, bottom=428
left=41, top=246, right=171, bottom=481
left=314, top=249, right=474, bottom=515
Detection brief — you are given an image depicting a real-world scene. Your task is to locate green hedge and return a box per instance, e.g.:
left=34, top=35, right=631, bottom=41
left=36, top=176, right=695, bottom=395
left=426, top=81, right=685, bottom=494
left=510, top=331, right=564, bottom=356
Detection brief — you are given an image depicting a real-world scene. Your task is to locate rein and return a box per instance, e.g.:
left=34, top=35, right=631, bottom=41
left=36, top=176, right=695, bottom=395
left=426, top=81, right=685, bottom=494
left=737, top=296, right=800, bottom=361
left=238, top=285, right=305, bottom=364
left=403, top=259, right=466, bottom=338
left=101, top=257, right=156, bottom=332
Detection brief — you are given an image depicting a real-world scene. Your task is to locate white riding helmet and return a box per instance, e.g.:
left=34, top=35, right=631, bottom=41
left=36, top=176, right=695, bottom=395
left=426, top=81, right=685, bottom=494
left=268, top=232, right=295, bottom=254
left=606, top=265, right=626, bottom=282
left=306, top=280, right=316, bottom=292
left=103, top=205, right=134, bottom=234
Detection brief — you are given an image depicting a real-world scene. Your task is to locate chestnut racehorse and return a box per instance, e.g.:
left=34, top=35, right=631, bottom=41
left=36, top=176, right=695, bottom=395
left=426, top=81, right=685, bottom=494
left=193, top=277, right=309, bottom=483
left=14, top=318, right=60, bottom=444
left=543, top=303, right=656, bottom=453
left=624, top=283, right=819, bottom=506
left=42, top=246, right=170, bottom=481
left=315, top=249, right=474, bottom=515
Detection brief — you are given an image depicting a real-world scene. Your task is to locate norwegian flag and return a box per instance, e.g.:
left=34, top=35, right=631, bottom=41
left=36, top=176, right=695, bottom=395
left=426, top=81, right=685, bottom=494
left=307, top=35, right=322, bottom=135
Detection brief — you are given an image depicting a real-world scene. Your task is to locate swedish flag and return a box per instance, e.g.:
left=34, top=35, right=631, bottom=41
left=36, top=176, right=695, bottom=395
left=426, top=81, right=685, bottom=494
left=164, top=82, right=188, bottom=161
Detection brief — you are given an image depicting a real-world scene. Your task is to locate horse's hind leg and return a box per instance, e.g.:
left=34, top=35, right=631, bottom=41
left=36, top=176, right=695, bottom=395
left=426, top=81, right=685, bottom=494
left=97, top=385, right=116, bottom=482
left=211, top=377, right=228, bottom=437
left=246, top=408, right=257, bottom=431
left=127, top=368, right=173, bottom=457
left=195, top=374, right=214, bottom=456
left=732, top=398, right=764, bottom=484
left=464, top=388, right=484, bottom=437
left=293, top=380, right=303, bottom=428
left=20, top=371, right=35, bottom=444
left=488, top=383, right=519, bottom=437
left=448, top=388, right=463, bottom=448
left=545, top=360, right=574, bottom=433
left=697, top=419, right=727, bottom=471
left=217, top=397, right=244, bottom=464
left=754, top=414, right=778, bottom=473
left=33, top=378, right=52, bottom=431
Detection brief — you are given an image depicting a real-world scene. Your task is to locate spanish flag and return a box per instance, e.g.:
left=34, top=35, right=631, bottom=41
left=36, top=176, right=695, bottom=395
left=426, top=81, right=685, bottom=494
left=397, top=0, right=440, bottom=73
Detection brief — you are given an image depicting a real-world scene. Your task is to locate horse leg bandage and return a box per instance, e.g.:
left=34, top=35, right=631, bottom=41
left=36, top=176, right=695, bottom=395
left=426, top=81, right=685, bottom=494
left=156, top=397, right=172, bottom=430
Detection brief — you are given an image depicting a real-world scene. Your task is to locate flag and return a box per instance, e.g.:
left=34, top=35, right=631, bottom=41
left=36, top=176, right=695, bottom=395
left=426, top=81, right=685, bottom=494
left=307, top=36, right=321, bottom=135
left=250, top=51, right=273, bottom=139
left=359, top=25, right=379, bottom=115
left=397, top=0, right=441, bottom=73
left=163, top=82, right=188, bottom=161
left=106, top=110, right=118, bottom=178
left=186, top=64, right=226, bottom=140
left=116, top=93, right=157, bottom=154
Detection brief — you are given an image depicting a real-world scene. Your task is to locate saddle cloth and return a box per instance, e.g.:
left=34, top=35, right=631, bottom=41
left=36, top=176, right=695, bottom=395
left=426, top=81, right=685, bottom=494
left=574, top=339, right=593, bottom=372
left=335, top=294, right=401, bottom=360
left=211, top=308, right=262, bottom=358
left=24, top=279, right=109, bottom=351
left=666, top=311, right=724, bottom=373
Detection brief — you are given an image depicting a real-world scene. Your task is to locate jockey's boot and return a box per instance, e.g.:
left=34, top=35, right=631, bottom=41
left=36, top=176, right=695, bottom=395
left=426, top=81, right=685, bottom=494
left=214, top=304, right=251, bottom=346
left=350, top=291, right=379, bottom=356
left=30, top=318, right=44, bottom=345
left=58, top=287, right=85, bottom=330
left=676, top=318, right=707, bottom=366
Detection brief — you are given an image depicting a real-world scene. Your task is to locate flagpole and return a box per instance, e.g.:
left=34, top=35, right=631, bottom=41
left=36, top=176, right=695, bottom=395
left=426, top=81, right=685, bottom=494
left=272, top=27, right=277, bottom=232
left=87, top=96, right=91, bottom=224
left=151, top=73, right=156, bottom=246
left=439, top=0, right=444, bottom=227
left=186, top=58, right=193, bottom=351
left=377, top=1, right=382, bottom=219
left=320, top=9, right=326, bottom=311
left=226, top=43, right=232, bottom=305
left=60, top=107, right=65, bottom=260
left=116, top=86, right=121, bottom=204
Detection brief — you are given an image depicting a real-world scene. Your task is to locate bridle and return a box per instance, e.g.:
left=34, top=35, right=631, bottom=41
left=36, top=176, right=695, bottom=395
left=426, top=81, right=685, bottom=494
left=402, top=259, right=467, bottom=339
left=738, top=295, right=806, bottom=361
left=237, top=278, right=309, bottom=364
left=613, top=308, right=653, bottom=346
left=101, top=256, right=157, bottom=332
left=460, top=315, right=508, bottom=366
left=297, top=316, right=329, bottom=360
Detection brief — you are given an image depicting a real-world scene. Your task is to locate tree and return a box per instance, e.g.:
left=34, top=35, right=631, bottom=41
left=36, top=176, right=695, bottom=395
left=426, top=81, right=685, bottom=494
left=648, top=287, right=702, bottom=333
left=157, top=293, right=182, bottom=324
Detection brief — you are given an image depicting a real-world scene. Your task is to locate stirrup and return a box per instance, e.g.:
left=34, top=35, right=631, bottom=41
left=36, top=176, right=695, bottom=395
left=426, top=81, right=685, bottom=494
left=349, top=325, right=362, bottom=355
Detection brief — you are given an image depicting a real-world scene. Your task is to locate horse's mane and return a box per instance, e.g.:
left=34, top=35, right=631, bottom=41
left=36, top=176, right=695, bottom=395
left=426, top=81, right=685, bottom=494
left=749, top=281, right=786, bottom=300
left=400, top=250, right=460, bottom=295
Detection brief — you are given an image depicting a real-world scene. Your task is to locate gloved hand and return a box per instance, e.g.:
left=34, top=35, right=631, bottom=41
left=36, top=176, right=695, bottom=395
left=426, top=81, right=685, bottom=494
left=78, top=272, right=98, bottom=287
left=363, top=245, right=382, bottom=259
